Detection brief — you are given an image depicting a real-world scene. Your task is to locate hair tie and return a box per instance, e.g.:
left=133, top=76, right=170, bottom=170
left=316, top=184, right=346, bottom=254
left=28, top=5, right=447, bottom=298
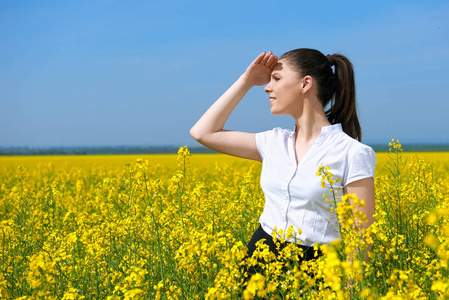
left=326, top=54, right=335, bottom=66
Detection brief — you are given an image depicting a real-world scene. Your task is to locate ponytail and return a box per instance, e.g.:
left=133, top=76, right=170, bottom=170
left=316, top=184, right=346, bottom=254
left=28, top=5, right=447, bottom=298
left=280, top=49, right=362, bottom=141
left=325, top=54, right=361, bottom=141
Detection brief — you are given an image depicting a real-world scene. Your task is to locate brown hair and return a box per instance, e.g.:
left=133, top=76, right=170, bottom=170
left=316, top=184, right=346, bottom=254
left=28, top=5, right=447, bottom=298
left=280, top=48, right=362, bottom=141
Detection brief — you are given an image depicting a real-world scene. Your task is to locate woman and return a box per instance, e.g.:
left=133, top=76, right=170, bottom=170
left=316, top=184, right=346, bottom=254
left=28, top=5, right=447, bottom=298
left=190, top=49, right=376, bottom=263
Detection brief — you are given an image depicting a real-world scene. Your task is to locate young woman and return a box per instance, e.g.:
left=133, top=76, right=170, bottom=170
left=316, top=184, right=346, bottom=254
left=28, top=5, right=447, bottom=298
left=190, top=49, right=376, bottom=263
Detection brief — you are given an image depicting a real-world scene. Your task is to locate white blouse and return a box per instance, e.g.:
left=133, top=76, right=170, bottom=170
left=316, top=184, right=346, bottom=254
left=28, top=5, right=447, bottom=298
left=255, top=124, right=376, bottom=246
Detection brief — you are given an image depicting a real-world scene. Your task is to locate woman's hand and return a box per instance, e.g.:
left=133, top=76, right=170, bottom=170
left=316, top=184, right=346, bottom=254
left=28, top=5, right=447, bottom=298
left=190, top=53, right=278, bottom=161
left=241, top=52, right=278, bottom=86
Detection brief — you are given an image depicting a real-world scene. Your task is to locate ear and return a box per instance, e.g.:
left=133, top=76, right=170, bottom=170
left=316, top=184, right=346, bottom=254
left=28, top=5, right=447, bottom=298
left=301, top=75, right=313, bottom=94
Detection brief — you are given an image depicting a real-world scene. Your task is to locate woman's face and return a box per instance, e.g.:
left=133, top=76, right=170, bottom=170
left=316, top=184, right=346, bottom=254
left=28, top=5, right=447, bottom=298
left=264, top=59, right=305, bottom=116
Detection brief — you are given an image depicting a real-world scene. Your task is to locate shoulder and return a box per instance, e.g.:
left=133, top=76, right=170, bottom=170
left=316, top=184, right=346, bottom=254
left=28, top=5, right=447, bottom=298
left=256, top=127, right=293, bottom=142
left=255, top=127, right=292, bottom=158
left=346, top=135, right=376, bottom=163
left=259, top=127, right=292, bottom=136
left=336, top=133, right=377, bottom=185
left=330, top=131, right=375, bottom=158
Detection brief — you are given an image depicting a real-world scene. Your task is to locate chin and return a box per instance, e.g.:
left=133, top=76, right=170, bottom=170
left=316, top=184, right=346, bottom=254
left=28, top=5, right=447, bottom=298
left=270, top=108, right=284, bottom=116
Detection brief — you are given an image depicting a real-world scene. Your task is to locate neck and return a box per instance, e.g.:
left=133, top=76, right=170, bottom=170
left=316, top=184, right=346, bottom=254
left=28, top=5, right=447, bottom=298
left=293, top=96, right=331, bottom=141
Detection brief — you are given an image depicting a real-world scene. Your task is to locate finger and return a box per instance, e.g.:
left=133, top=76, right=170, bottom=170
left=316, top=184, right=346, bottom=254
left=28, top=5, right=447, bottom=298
left=269, top=55, right=279, bottom=69
left=266, top=54, right=276, bottom=67
left=253, top=52, right=266, bottom=64
left=260, top=51, right=272, bottom=65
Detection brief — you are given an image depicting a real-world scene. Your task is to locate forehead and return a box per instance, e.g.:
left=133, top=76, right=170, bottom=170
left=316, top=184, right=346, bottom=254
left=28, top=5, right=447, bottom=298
left=272, top=59, right=294, bottom=73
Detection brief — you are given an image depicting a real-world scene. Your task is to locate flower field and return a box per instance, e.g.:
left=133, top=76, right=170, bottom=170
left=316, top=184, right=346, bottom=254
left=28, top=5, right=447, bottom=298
left=0, top=142, right=448, bottom=299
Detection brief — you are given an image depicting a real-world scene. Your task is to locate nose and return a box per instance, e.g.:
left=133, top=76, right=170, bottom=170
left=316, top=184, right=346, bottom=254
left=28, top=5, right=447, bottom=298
left=264, top=82, right=272, bottom=94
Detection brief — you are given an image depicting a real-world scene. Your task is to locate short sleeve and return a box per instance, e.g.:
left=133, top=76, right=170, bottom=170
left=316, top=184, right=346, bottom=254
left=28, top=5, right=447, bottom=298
left=345, top=144, right=377, bottom=186
left=255, top=130, right=270, bottom=161
left=255, top=127, right=286, bottom=161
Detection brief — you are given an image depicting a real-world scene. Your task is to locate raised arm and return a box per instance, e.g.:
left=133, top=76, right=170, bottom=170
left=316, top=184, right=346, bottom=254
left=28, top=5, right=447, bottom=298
left=190, top=52, right=278, bottom=161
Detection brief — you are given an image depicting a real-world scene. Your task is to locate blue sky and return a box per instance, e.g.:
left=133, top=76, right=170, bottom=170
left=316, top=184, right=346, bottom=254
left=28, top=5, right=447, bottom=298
left=1, top=0, right=448, bottom=148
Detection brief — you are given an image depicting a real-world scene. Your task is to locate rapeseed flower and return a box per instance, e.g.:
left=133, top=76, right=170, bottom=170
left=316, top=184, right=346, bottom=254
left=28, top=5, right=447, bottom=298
left=0, top=144, right=447, bottom=298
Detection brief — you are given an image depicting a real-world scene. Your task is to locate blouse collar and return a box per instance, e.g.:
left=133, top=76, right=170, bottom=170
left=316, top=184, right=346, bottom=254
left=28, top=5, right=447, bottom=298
left=291, top=123, right=343, bottom=137
left=321, top=123, right=343, bottom=135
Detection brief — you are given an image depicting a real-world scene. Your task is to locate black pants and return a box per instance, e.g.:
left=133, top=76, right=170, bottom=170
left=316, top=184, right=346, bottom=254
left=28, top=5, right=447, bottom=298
left=243, top=225, right=321, bottom=279
left=247, top=225, right=320, bottom=259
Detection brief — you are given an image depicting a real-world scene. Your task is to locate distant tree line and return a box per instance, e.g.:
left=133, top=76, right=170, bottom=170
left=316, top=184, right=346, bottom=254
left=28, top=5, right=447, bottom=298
left=0, top=145, right=217, bottom=156
left=0, top=144, right=448, bottom=156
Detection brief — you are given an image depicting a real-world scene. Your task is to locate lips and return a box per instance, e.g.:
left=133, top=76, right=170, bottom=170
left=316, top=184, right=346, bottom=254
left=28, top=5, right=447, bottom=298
left=269, top=97, right=276, bottom=104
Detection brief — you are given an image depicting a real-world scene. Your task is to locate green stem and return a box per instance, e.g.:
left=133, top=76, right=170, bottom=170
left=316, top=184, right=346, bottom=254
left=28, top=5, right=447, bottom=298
left=142, top=172, right=165, bottom=285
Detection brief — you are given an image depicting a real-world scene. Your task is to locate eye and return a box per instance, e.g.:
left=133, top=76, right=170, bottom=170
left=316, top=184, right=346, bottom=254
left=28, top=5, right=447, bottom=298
left=273, top=77, right=280, bottom=81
